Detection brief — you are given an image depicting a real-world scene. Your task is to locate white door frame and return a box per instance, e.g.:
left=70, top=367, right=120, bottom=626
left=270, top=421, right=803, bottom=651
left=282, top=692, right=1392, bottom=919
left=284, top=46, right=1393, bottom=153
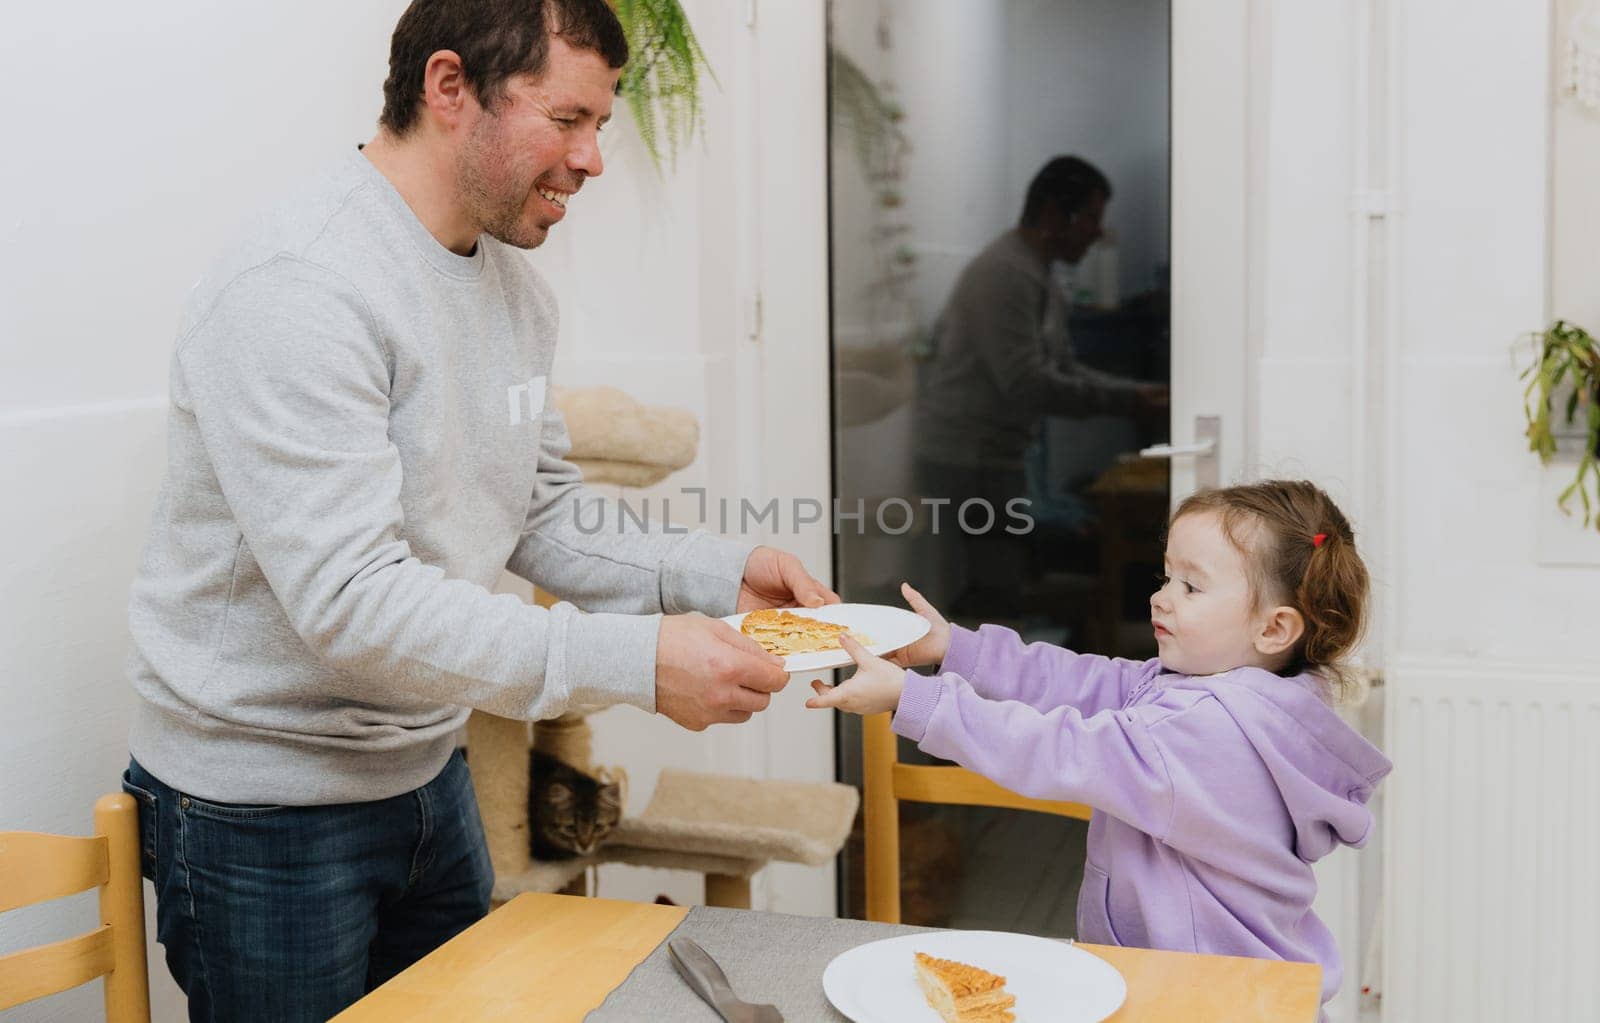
left=738, top=0, right=837, bottom=917
left=1170, top=0, right=1255, bottom=499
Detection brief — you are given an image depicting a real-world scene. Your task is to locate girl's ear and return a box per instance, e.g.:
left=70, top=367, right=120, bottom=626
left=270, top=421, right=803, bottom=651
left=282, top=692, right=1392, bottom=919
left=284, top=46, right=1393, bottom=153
left=1255, top=605, right=1306, bottom=661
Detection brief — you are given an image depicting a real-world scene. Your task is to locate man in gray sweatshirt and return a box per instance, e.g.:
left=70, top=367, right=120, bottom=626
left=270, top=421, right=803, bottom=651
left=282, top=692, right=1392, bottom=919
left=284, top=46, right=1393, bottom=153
left=119, top=2, right=832, bottom=1019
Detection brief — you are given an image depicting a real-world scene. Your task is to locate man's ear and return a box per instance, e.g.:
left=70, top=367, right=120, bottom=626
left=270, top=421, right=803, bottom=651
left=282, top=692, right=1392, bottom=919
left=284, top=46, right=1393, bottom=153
left=1255, top=605, right=1306, bottom=660
left=421, top=49, right=474, bottom=130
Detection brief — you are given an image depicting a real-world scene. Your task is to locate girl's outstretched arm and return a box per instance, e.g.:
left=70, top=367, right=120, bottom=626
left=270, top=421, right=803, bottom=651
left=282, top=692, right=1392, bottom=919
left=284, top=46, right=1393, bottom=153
left=941, top=623, right=1159, bottom=716
left=892, top=669, right=1180, bottom=839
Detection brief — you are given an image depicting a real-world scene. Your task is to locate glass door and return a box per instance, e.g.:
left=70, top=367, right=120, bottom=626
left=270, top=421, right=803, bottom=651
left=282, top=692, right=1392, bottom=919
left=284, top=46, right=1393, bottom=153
left=827, top=0, right=1173, bottom=932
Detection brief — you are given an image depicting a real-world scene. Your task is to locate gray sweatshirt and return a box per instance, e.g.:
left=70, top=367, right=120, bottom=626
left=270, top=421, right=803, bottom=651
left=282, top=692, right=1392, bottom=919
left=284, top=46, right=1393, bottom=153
left=126, top=150, right=752, bottom=805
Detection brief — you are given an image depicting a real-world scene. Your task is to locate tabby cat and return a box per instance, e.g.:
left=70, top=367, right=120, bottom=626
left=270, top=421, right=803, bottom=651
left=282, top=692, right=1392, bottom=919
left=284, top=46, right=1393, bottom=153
left=527, top=750, right=625, bottom=860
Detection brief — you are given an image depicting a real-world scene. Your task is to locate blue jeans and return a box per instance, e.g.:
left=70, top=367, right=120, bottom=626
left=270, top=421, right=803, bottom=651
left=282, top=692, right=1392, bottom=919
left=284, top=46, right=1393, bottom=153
left=121, top=749, right=493, bottom=1022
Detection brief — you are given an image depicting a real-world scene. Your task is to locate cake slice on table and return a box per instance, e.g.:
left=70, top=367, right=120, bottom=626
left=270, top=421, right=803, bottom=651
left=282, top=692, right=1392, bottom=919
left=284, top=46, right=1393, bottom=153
left=913, top=951, right=1017, bottom=1023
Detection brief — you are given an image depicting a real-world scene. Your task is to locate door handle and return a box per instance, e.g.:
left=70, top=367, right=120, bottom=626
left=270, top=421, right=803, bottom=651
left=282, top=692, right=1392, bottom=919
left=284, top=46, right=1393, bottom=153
left=1137, top=439, right=1215, bottom=459
left=1136, top=415, right=1220, bottom=489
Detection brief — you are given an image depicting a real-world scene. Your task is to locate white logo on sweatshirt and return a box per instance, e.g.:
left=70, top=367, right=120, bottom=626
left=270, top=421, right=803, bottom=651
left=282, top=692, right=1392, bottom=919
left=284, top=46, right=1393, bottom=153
left=507, top=376, right=548, bottom=426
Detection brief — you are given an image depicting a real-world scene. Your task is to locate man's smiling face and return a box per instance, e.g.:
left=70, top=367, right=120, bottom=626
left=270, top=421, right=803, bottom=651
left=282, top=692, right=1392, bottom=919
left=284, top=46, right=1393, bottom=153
left=455, top=35, right=619, bottom=250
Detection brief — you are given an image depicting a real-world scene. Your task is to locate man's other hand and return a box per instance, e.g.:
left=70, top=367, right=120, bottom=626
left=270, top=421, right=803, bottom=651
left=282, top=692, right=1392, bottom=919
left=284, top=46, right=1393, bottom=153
left=736, top=546, right=840, bottom=613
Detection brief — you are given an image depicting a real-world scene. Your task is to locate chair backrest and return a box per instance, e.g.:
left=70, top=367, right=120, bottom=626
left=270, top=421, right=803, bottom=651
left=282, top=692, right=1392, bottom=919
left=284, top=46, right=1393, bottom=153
left=862, top=712, right=1093, bottom=923
left=0, top=793, right=152, bottom=1021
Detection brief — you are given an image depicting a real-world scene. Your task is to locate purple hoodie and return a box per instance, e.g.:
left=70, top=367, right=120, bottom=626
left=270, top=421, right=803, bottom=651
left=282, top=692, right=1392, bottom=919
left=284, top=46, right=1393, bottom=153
left=892, top=624, right=1392, bottom=1007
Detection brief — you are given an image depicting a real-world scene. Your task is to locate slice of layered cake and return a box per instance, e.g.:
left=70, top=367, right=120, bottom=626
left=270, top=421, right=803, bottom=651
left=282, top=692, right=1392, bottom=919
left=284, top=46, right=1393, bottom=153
left=739, top=608, right=868, bottom=656
left=913, top=951, right=1017, bottom=1023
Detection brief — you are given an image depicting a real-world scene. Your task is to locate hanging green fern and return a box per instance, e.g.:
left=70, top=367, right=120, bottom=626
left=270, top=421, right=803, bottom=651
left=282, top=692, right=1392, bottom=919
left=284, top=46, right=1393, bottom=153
left=613, top=0, right=716, bottom=173
left=1519, top=320, right=1600, bottom=528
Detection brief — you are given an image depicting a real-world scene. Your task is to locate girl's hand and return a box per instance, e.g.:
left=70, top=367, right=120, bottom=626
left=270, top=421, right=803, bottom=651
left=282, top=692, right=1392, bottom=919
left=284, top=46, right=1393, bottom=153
left=885, top=582, right=952, bottom=668
left=805, top=634, right=907, bottom=716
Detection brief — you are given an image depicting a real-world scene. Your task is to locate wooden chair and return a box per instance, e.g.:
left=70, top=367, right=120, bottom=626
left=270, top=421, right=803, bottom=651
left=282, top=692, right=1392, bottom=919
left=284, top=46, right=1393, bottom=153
left=0, top=793, right=152, bottom=1021
left=862, top=713, right=1094, bottom=923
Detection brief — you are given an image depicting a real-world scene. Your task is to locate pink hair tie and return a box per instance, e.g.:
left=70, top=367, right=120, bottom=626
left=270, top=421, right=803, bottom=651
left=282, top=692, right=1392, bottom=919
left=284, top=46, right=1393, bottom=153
left=1312, top=533, right=1328, bottom=549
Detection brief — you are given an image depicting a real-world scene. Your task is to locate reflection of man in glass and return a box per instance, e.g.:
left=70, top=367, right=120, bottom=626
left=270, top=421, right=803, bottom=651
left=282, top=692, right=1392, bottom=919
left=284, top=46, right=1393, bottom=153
left=913, top=156, right=1166, bottom=615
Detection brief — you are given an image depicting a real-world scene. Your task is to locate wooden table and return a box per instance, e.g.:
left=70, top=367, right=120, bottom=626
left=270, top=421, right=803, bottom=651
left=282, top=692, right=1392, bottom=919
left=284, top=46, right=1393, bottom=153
left=334, top=893, right=1321, bottom=1022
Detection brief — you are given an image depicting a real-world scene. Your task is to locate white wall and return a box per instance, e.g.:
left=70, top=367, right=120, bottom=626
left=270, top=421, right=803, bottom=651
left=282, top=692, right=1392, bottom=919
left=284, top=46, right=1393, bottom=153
left=1, top=1, right=836, bottom=1019
left=1552, top=0, right=1600, bottom=331
left=1, top=5, right=406, bottom=1018
left=1389, top=0, right=1595, bottom=661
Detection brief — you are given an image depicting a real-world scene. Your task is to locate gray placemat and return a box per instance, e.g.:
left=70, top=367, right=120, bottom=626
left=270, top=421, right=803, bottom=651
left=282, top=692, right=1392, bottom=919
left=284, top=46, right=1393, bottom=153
left=584, top=906, right=934, bottom=1022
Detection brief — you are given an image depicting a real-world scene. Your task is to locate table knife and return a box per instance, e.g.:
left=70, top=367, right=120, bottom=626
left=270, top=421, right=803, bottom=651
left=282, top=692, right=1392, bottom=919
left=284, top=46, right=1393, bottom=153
left=667, top=936, right=784, bottom=1023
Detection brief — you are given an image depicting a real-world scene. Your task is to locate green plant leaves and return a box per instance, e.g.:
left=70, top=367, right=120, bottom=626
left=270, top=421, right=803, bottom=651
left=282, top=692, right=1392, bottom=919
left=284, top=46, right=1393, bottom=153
left=1519, top=320, right=1600, bottom=528
left=614, top=0, right=717, bottom=173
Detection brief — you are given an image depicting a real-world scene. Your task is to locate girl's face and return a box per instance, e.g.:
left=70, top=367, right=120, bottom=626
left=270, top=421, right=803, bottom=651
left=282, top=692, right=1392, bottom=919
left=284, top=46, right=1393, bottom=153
left=1150, top=510, right=1295, bottom=676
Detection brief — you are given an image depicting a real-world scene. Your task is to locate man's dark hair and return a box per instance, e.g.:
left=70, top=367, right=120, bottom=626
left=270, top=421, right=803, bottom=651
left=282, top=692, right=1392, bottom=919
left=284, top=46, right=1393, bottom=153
left=1020, top=156, right=1112, bottom=225
left=380, top=0, right=628, bottom=136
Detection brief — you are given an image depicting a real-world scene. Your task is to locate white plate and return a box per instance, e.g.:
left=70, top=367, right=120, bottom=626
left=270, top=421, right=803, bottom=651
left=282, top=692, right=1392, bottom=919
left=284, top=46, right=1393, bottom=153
left=822, top=930, right=1126, bottom=1023
left=720, top=603, right=930, bottom=673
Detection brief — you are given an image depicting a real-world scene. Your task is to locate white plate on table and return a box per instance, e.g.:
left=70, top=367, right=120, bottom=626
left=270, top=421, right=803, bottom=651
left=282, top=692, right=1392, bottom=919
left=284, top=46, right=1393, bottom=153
left=720, top=603, right=930, bottom=674
left=822, top=930, right=1126, bottom=1023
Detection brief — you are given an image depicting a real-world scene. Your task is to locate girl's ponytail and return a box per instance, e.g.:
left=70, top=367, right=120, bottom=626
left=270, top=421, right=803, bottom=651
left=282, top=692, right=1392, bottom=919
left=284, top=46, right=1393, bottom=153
left=1294, top=518, right=1369, bottom=701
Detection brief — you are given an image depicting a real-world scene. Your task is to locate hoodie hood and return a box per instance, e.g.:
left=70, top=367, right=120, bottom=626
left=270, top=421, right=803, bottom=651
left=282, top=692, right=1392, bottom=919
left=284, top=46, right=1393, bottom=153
left=1204, top=667, right=1392, bottom=862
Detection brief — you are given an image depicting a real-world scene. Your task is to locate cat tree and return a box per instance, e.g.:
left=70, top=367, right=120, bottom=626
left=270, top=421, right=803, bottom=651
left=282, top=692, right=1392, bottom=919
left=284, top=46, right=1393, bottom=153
left=466, top=386, right=859, bottom=908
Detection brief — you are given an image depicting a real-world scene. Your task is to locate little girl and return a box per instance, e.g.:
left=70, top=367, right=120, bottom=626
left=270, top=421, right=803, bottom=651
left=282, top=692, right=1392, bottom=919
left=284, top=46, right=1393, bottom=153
left=810, top=480, right=1391, bottom=1009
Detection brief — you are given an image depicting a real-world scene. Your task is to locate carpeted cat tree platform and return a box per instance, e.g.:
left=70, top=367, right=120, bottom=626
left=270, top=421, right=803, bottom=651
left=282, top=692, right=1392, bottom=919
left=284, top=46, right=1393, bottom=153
left=466, top=386, right=859, bottom=908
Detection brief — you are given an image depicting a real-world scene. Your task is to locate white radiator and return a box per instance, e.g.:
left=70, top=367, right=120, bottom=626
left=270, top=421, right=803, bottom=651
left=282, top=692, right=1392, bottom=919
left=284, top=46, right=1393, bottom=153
left=1383, top=659, right=1600, bottom=1022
